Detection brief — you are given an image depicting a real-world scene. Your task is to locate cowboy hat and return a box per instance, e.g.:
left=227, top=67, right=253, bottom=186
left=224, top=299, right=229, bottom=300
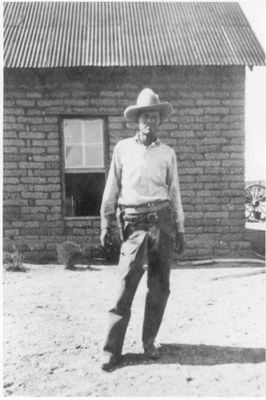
left=124, top=88, right=173, bottom=122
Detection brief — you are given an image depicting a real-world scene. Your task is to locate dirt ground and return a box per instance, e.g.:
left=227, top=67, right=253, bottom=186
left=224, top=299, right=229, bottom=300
left=2, top=260, right=266, bottom=397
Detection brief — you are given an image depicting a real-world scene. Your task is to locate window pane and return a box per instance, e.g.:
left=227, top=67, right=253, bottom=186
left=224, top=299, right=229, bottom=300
left=83, top=120, right=103, bottom=144
left=64, top=120, right=82, bottom=144
left=84, top=144, right=104, bottom=167
left=65, top=145, right=83, bottom=168
left=65, top=173, right=105, bottom=216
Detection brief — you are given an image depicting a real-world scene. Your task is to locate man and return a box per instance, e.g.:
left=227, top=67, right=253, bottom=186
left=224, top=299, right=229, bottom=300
left=100, top=88, right=185, bottom=371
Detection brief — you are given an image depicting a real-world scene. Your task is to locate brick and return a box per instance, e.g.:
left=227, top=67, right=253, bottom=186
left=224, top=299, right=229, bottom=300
left=204, top=91, right=230, bottom=99
left=4, top=177, right=20, bottom=184
left=19, top=131, right=46, bottom=139
left=100, top=90, right=125, bottom=98
left=4, top=100, right=15, bottom=107
left=4, top=162, right=18, bottom=169
left=174, top=117, right=195, bottom=125
left=32, top=139, right=58, bottom=147
left=195, top=115, right=220, bottom=123
left=5, top=91, right=25, bottom=99
left=31, top=124, right=59, bottom=132
left=92, top=98, right=116, bottom=106
left=204, top=167, right=228, bottom=175
left=4, top=139, right=25, bottom=147
left=178, top=153, right=203, bottom=162
left=205, top=123, right=229, bottom=130
left=35, top=170, right=60, bottom=177
left=177, top=107, right=204, bottom=116
left=47, top=214, right=62, bottom=221
left=44, top=117, right=58, bottom=124
left=37, top=99, right=63, bottom=107
left=4, top=229, right=20, bottom=237
left=4, top=169, right=27, bottom=177
left=47, top=147, right=59, bottom=154
left=4, top=131, right=18, bottom=139
left=4, top=123, right=26, bottom=131
left=16, top=100, right=35, bottom=107
left=22, top=209, right=46, bottom=220
left=222, top=99, right=245, bottom=106
left=179, top=175, right=195, bottom=183
left=203, top=212, right=229, bottom=219
left=204, top=154, right=229, bottom=160
left=204, top=226, right=230, bottom=233
left=21, top=192, right=48, bottom=199
left=179, top=123, right=204, bottom=131
left=19, top=162, right=45, bottom=169
left=205, top=107, right=229, bottom=115
left=195, top=161, right=221, bottom=168
left=222, top=159, right=242, bottom=167
left=33, top=155, right=59, bottom=162
left=17, top=116, right=44, bottom=124
left=48, top=177, right=60, bottom=183
left=179, top=167, right=203, bottom=175
left=196, top=99, right=221, bottom=106
left=172, top=99, right=195, bottom=107
left=4, top=115, right=17, bottom=123
left=179, top=91, right=204, bottom=99
left=4, top=147, right=19, bottom=153
left=109, top=123, right=123, bottom=129
left=47, top=132, right=59, bottom=140
left=204, top=182, right=230, bottom=190
left=20, top=176, right=46, bottom=184
left=224, top=147, right=243, bottom=154
left=36, top=199, right=61, bottom=206
left=73, top=228, right=86, bottom=235
left=24, top=221, right=41, bottom=228
left=26, top=91, right=43, bottom=99
left=34, top=184, right=61, bottom=192
left=185, top=227, right=203, bottom=234
left=230, top=241, right=251, bottom=251
left=21, top=206, right=49, bottom=213
left=44, top=106, right=65, bottom=114
left=19, top=147, right=46, bottom=154
left=27, top=109, right=45, bottom=116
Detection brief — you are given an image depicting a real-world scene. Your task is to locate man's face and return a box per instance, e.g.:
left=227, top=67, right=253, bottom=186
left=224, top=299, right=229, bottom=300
left=138, top=110, right=161, bottom=140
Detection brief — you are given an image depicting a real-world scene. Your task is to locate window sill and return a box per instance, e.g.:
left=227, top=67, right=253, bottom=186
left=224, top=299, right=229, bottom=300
left=64, top=216, right=100, bottom=220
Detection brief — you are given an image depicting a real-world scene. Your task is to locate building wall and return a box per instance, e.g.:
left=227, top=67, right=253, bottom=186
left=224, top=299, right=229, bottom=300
left=3, top=66, right=250, bottom=261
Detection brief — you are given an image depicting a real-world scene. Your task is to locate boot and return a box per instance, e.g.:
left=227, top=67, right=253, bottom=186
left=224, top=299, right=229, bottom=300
left=143, top=339, right=161, bottom=359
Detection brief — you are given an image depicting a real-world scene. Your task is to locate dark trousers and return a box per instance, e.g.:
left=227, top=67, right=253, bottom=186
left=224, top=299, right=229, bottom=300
left=102, top=207, right=175, bottom=358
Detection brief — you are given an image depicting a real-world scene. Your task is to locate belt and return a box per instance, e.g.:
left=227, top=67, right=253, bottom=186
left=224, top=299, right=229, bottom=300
left=124, top=212, right=160, bottom=225
left=120, top=200, right=169, bottom=214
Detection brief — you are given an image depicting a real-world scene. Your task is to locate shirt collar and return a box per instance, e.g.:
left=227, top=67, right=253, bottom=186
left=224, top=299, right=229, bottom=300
left=135, top=132, right=161, bottom=147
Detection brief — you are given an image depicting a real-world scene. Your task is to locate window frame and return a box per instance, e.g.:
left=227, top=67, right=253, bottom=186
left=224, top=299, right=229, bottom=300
left=60, top=115, right=109, bottom=220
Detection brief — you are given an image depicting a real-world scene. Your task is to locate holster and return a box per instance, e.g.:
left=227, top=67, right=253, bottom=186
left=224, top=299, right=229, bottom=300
left=116, top=207, right=125, bottom=241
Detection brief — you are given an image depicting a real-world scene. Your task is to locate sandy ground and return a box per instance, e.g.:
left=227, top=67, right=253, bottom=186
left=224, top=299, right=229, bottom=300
left=2, top=261, right=266, bottom=397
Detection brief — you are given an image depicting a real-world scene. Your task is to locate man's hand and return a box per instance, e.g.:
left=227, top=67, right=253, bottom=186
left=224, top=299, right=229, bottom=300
left=175, top=232, right=185, bottom=254
left=100, top=228, right=112, bottom=248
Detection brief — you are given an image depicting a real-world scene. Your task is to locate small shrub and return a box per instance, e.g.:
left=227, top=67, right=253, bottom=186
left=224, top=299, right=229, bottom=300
left=57, top=238, right=121, bottom=269
left=3, top=250, right=26, bottom=272
left=56, top=241, right=83, bottom=269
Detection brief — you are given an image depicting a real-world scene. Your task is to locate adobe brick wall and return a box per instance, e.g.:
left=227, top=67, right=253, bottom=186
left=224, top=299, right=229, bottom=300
left=3, top=66, right=250, bottom=262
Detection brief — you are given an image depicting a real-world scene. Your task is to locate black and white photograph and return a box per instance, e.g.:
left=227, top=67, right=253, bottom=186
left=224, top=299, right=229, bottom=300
left=1, top=0, right=266, bottom=397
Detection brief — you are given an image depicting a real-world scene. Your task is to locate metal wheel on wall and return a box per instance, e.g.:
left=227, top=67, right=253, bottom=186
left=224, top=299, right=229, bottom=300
left=245, top=184, right=266, bottom=222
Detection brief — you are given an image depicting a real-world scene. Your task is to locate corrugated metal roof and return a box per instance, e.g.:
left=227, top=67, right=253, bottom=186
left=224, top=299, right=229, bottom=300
left=4, top=1, right=265, bottom=68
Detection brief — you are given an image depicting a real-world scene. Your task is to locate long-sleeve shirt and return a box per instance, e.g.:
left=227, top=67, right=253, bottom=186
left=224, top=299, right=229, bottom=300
left=100, top=133, right=185, bottom=232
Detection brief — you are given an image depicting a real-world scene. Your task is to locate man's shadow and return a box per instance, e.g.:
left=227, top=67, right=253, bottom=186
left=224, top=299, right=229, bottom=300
left=114, top=343, right=265, bottom=370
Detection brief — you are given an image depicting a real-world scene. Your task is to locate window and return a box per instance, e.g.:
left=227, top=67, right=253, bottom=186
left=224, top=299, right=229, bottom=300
left=63, top=118, right=106, bottom=217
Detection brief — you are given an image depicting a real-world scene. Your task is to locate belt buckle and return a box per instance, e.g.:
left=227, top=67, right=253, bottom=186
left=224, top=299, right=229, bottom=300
left=147, top=212, right=158, bottom=224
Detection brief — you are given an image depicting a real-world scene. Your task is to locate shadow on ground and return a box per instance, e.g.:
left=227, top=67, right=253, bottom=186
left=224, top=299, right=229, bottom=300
left=115, top=343, right=265, bottom=370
